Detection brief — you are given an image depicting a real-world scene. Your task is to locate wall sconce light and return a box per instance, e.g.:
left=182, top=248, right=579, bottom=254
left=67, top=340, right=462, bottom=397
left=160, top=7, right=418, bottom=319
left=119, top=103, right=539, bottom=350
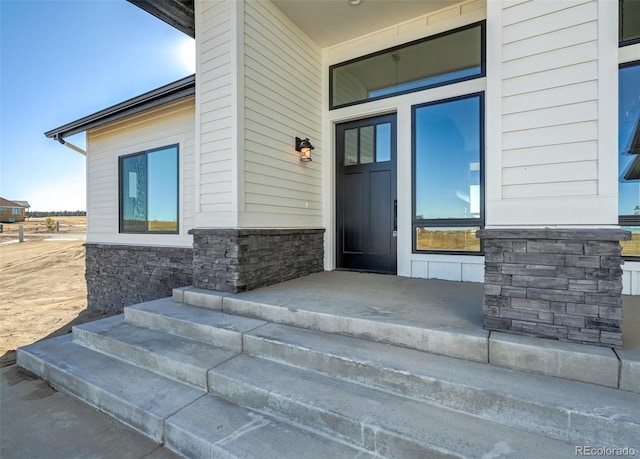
left=295, top=137, right=314, bottom=162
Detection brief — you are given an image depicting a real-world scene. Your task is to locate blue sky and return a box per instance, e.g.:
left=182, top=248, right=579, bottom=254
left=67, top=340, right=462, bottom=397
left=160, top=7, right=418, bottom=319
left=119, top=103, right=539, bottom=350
left=0, top=0, right=194, bottom=211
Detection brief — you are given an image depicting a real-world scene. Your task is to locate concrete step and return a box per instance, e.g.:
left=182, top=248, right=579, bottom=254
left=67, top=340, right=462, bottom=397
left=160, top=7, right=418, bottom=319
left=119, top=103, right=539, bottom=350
left=207, top=354, right=578, bottom=458
left=165, top=394, right=376, bottom=458
left=73, top=315, right=240, bottom=390
left=124, top=297, right=267, bottom=350
left=175, top=287, right=488, bottom=363
left=175, top=288, right=627, bottom=389
left=243, top=322, right=640, bottom=448
left=16, top=335, right=204, bottom=443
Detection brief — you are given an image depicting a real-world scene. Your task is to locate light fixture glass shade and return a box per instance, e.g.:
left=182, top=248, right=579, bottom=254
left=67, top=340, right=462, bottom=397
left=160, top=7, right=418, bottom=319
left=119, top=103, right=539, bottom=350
left=300, top=147, right=312, bottom=162
left=295, top=137, right=314, bottom=162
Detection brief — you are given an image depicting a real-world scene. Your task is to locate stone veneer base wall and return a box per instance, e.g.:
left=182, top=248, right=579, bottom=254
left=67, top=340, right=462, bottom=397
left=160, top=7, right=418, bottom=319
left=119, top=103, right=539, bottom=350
left=476, top=229, right=630, bottom=348
left=189, top=228, right=325, bottom=293
left=85, top=244, right=193, bottom=313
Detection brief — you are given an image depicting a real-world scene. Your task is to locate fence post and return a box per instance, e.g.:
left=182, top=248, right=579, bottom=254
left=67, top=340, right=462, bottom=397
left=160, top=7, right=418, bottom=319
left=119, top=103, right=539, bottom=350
left=56, top=221, right=60, bottom=232
left=19, top=224, right=24, bottom=243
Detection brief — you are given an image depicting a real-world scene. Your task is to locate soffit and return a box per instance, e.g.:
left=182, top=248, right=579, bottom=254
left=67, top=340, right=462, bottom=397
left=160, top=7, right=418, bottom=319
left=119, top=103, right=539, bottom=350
left=127, top=0, right=195, bottom=38
left=271, top=0, right=461, bottom=47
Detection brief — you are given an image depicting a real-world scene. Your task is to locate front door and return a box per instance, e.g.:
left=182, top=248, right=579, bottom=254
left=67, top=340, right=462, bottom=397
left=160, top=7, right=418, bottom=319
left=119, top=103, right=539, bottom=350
left=336, top=114, right=397, bottom=273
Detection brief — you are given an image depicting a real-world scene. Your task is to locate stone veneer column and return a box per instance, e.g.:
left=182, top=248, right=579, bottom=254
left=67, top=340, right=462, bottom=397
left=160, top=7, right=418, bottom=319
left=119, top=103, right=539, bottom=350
left=476, top=229, right=630, bottom=348
left=189, top=228, right=325, bottom=293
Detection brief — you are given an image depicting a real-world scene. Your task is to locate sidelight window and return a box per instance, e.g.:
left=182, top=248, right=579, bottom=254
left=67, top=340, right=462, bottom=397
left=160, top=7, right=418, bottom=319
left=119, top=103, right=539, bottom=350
left=412, top=93, right=483, bottom=253
left=619, top=62, right=640, bottom=256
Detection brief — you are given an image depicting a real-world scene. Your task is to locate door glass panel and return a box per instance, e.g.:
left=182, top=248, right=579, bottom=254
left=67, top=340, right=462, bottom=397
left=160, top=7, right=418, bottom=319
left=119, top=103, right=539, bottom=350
left=376, top=123, right=391, bottom=162
left=360, top=125, right=374, bottom=164
left=344, top=128, right=358, bottom=166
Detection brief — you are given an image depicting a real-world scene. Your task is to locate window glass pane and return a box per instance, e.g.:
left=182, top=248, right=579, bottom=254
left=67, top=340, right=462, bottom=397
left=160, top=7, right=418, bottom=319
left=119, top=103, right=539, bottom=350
left=619, top=63, right=640, bottom=217
left=415, top=226, right=480, bottom=252
left=620, top=0, right=640, bottom=44
left=331, top=23, right=483, bottom=108
left=121, top=154, right=147, bottom=232
left=147, top=146, right=178, bottom=232
left=376, top=123, right=391, bottom=162
left=414, top=95, right=481, bottom=220
left=621, top=226, right=640, bottom=256
left=360, top=126, right=374, bottom=164
left=344, top=128, right=358, bottom=166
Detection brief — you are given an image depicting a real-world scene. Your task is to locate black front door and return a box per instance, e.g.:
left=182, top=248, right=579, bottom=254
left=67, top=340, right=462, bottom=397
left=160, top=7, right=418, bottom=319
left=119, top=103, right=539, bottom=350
left=336, top=114, right=397, bottom=273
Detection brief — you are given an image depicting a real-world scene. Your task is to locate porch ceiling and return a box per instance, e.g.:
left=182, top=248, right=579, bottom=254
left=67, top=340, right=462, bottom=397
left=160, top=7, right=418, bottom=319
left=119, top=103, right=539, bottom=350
left=271, top=0, right=462, bottom=47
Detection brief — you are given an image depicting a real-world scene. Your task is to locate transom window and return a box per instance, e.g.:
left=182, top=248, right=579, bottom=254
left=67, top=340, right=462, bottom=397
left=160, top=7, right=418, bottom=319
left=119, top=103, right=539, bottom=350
left=620, top=0, right=640, bottom=46
left=330, top=22, right=485, bottom=109
left=412, top=93, right=483, bottom=253
left=119, top=144, right=179, bottom=234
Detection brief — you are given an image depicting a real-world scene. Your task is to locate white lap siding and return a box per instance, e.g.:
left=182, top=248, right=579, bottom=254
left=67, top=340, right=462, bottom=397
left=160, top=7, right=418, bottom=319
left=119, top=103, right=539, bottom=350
left=86, top=96, right=195, bottom=247
left=241, top=0, right=323, bottom=228
left=486, top=0, right=618, bottom=226
left=195, top=0, right=236, bottom=226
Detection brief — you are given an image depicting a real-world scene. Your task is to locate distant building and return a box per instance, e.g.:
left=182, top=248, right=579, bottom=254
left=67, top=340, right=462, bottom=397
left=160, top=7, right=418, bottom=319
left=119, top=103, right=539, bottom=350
left=0, top=198, right=30, bottom=223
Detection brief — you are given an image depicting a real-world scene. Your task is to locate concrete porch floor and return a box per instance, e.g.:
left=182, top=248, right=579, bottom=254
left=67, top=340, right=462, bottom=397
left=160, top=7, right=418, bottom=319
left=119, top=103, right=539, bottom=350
left=202, top=270, right=639, bottom=391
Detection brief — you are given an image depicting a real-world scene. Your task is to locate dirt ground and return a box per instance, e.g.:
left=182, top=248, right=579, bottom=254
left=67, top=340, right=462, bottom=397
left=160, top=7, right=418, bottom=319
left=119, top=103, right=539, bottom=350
left=1, top=215, right=87, bottom=234
left=0, top=217, right=109, bottom=366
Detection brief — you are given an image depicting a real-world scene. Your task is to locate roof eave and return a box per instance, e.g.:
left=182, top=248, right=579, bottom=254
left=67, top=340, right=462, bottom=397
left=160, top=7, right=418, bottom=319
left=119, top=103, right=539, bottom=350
left=45, top=74, right=195, bottom=140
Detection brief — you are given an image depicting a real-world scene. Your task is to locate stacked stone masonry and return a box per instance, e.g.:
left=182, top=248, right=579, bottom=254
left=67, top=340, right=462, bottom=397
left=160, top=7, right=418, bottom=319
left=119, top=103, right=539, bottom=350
left=190, top=228, right=325, bottom=293
left=476, top=229, right=630, bottom=348
left=86, top=244, right=193, bottom=313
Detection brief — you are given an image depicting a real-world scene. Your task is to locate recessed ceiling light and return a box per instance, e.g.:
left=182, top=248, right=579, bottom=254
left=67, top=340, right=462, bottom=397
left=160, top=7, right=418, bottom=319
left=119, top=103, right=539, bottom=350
left=349, top=0, right=362, bottom=5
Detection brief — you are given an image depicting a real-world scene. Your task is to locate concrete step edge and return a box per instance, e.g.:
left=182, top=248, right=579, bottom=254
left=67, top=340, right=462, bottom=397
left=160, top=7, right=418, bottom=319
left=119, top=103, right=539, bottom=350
left=17, top=336, right=205, bottom=443
left=124, top=299, right=267, bottom=350
left=207, top=354, right=585, bottom=457
left=164, top=394, right=379, bottom=459
left=241, top=322, right=639, bottom=447
left=72, top=316, right=239, bottom=391
left=221, top=296, right=488, bottom=362
left=175, top=287, right=628, bottom=389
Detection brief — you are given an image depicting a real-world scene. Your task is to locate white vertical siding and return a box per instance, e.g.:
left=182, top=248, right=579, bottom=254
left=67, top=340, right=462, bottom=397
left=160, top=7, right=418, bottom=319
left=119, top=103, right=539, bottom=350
left=241, top=0, right=323, bottom=227
left=411, top=256, right=485, bottom=282
left=85, top=97, right=195, bottom=247
left=622, top=262, right=640, bottom=295
left=486, top=0, right=618, bottom=225
left=196, top=0, right=235, bottom=221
